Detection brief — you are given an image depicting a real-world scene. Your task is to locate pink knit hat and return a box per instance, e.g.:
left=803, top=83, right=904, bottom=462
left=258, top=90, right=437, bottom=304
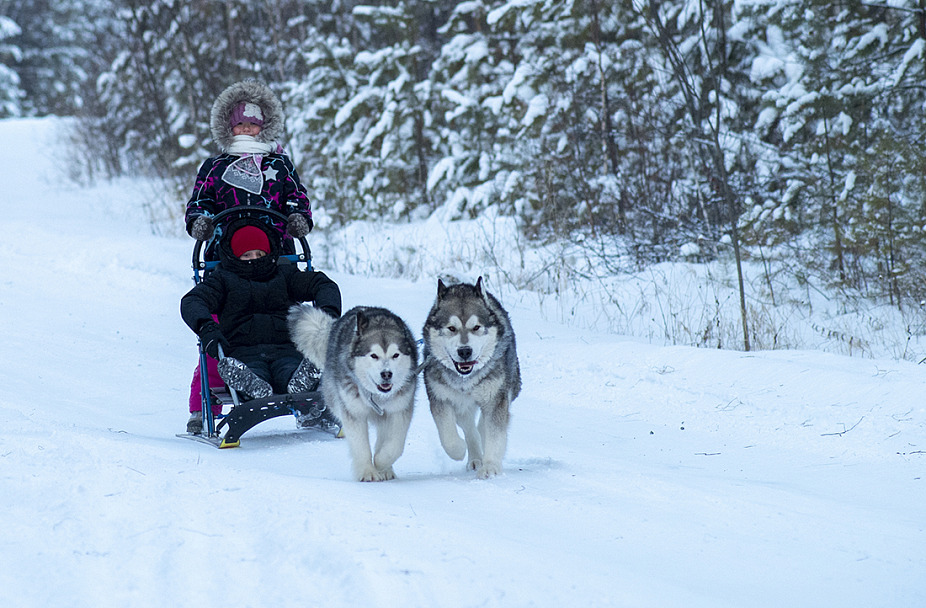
left=229, top=101, right=265, bottom=128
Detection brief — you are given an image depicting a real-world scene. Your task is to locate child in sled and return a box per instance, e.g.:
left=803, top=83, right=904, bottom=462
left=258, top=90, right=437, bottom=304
left=180, top=220, right=341, bottom=433
left=183, top=79, right=314, bottom=421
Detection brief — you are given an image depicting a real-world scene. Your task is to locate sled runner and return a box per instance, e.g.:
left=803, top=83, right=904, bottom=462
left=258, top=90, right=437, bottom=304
left=180, top=388, right=337, bottom=448
left=198, top=376, right=341, bottom=448
left=177, top=206, right=342, bottom=448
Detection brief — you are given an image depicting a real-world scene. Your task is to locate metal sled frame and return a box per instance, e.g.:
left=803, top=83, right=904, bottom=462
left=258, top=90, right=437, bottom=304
left=179, top=206, right=319, bottom=448
left=207, top=381, right=330, bottom=448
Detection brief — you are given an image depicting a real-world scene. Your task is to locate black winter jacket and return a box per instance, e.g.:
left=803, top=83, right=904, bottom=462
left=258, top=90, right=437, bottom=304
left=180, top=223, right=340, bottom=357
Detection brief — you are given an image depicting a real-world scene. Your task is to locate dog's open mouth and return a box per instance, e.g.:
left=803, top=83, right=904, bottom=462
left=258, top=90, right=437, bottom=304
left=454, top=361, right=476, bottom=375
left=376, top=382, right=393, bottom=393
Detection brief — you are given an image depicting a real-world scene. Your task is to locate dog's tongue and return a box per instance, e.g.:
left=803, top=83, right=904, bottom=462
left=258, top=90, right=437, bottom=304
left=377, top=382, right=393, bottom=392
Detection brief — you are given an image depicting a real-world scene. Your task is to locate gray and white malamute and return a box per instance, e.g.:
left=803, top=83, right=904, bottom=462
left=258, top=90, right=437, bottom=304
left=289, top=305, right=418, bottom=482
left=423, top=277, right=521, bottom=478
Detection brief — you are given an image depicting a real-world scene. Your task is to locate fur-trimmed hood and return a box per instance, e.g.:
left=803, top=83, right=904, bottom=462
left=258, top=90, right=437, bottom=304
left=210, top=80, right=285, bottom=152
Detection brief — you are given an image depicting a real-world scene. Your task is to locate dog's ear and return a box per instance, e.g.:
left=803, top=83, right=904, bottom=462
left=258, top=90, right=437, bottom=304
left=437, top=278, right=448, bottom=300
left=355, top=310, right=369, bottom=335
left=475, top=276, right=486, bottom=299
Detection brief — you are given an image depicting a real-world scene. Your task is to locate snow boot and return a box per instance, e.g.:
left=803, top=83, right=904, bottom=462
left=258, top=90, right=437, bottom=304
left=217, top=357, right=273, bottom=399
left=297, top=403, right=343, bottom=437
left=287, top=358, right=321, bottom=394
left=187, top=411, right=203, bottom=434
left=314, top=408, right=343, bottom=437
left=295, top=403, right=323, bottom=428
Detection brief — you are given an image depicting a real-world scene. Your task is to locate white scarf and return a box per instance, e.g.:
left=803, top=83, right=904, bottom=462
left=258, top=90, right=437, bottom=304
left=222, top=136, right=275, bottom=194
left=226, top=135, right=274, bottom=156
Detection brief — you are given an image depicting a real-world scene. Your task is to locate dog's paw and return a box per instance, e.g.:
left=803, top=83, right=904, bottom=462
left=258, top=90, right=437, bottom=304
left=476, top=460, right=502, bottom=479
left=466, top=457, right=482, bottom=472
left=357, top=467, right=380, bottom=482
left=357, top=467, right=394, bottom=482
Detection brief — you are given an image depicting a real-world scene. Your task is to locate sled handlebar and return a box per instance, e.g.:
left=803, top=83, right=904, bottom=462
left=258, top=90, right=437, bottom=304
left=191, top=205, right=312, bottom=273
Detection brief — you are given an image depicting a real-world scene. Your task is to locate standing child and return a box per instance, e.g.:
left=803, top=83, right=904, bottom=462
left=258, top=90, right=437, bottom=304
left=185, top=79, right=312, bottom=248
left=184, top=79, right=314, bottom=421
left=181, top=220, right=341, bottom=433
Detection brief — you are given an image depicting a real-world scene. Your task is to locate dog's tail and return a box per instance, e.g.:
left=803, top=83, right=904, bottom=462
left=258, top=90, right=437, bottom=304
left=288, top=304, right=334, bottom=369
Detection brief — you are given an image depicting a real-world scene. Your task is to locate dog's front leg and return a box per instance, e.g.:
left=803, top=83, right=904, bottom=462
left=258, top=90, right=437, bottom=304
left=342, top=413, right=379, bottom=481
left=430, top=398, right=467, bottom=461
left=478, top=397, right=510, bottom=478
left=457, top=404, right=483, bottom=471
left=372, top=409, right=412, bottom=480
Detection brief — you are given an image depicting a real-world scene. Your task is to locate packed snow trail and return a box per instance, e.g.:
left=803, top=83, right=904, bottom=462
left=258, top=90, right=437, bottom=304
left=0, top=118, right=924, bottom=608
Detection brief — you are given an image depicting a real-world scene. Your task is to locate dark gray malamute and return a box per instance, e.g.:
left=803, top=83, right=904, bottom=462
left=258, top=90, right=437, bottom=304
left=423, top=277, right=521, bottom=478
left=289, top=305, right=418, bottom=481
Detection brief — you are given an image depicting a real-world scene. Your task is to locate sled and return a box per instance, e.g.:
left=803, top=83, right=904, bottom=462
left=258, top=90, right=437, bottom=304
left=178, top=382, right=341, bottom=448
left=177, top=206, right=342, bottom=448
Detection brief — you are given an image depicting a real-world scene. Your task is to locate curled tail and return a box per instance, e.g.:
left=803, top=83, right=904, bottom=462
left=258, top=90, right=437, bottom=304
left=288, top=304, right=334, bottom=369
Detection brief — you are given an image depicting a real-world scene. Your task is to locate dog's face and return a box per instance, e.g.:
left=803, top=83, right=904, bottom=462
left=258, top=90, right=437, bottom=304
left=428, top=281, right=500, bottom=377
left=351, top=331, right=415, bottom=398
left=429, top=312, right=499, bottom=377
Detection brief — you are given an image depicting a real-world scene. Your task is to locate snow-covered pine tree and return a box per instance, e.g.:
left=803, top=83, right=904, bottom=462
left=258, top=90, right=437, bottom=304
left=428, top=1, right=657, bottom=240
left=283, top=26, right=360, bottom=223
left=286, top=1, right=452, bottom=222
left=93, top=0, right=312, bottom=178
left=425, top=1, right=520, bottom=223
left=95, top=0, right=216, bottom=177
left=4, top=0, right=108, bottom=116
left=447, top=0, right=621, bottom=235
left=635, top=0, right=780, bottom=349
left=742, top=0, right=926, bottom=303
left=0, top=13, right=23, bottom=118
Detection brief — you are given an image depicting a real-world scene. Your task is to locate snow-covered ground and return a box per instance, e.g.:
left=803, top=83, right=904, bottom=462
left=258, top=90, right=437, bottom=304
left=1, top=118, right=924, bottom=607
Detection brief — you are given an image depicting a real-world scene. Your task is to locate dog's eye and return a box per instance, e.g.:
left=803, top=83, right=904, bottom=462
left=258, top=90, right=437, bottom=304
left=370, top=354, right=379, bottom=360
left=446, top=326, right=457, bottom=333
left=472, top=325, right=481, bottom=332
left=392, top=353, right=400, bottom=359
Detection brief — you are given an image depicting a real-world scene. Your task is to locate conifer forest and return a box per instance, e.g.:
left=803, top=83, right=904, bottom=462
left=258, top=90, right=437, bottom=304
left=5, top=0, right=926, bottom=315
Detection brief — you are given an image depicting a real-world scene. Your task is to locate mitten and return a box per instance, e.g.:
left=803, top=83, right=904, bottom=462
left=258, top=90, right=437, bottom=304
left=197, top=320, right=230, bottom=359
left=286, top=213, right=312, bottom=238
left=190, top=215, right=215, bottom=241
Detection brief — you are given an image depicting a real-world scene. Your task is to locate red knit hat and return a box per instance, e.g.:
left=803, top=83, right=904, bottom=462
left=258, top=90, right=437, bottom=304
left=230, top=225, right=271, bottom=257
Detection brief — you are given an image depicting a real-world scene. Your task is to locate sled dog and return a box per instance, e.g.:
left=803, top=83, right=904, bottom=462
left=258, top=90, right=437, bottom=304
left=422, top=277, right=521, bottom=478
left=289, top=305, right=418, bottom=481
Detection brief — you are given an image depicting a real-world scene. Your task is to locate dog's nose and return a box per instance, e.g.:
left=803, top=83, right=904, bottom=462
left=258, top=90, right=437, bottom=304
left=381, top=370, right=393, bottom=381
left=458, top=346, right=473, bottom=361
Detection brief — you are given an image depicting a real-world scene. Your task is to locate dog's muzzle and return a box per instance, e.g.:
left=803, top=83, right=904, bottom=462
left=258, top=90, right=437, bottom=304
left=377, top=370, right=393, bottom=392
left=454, top=361, right=476, bottom=375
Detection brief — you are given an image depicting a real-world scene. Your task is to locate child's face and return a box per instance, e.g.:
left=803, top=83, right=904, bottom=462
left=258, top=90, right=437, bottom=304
left=233, top=122, right=262, bottom=136
left=239, top=250, right=267, bottom=261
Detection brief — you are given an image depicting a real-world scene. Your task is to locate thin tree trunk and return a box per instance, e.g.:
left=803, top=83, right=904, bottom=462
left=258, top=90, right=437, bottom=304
left=647, top=0, right=751, bottom=350
left=822, top=117, right=846, bottom=283
left=590, top=0, right=627, bottom=231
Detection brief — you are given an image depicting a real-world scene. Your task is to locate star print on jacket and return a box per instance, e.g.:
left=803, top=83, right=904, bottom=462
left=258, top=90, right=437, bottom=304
left=185, top=152, right=312, bottom=240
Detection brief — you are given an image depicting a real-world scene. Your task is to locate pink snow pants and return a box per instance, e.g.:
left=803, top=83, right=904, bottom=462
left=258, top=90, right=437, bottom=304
left=188, top=355, right=224, bottom=415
